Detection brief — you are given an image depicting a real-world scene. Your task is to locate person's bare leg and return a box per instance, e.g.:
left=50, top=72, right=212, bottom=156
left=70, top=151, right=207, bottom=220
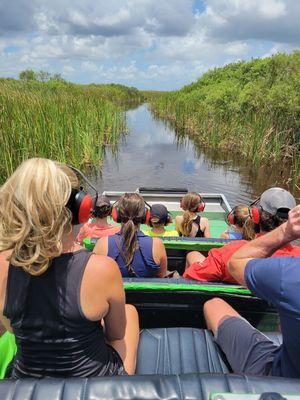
left=204, top=298, right=241, bottom=335
left=185, top=251, right=206, bottom=270
left=108, top=304, right=139, bottom=375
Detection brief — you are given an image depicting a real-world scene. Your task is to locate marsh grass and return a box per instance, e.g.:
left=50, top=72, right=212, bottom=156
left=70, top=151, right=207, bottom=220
left=148, top=52, right=300, bottom=189
left=0, top=79, right=143, bottom=182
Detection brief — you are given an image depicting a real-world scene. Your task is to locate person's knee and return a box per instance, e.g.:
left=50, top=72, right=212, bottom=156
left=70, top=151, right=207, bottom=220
left=187, top=251, right=199, bottom=260
left=186, top=251, right=203, bottom=265
left=203, top=297, right=226, bottom=316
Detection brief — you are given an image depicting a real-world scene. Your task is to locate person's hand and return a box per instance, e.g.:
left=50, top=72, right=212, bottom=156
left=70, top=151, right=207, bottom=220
left=285, top=205, right=300, bottom=241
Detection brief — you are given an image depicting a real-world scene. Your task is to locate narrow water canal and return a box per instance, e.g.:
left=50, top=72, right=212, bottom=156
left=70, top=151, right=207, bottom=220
left=92, top=104, right=297, bottom=206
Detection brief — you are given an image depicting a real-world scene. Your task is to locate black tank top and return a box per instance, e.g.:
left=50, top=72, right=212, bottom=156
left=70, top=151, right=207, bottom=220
left=3, top=249, right=124, bottom=378
left=193, top=215, right=205, bottom=237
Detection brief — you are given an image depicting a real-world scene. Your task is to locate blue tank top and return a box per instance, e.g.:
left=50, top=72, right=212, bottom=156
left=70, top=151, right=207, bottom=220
left=107, top=231, right=160, bottom=277
left=228, top=230, right=243, bottom=240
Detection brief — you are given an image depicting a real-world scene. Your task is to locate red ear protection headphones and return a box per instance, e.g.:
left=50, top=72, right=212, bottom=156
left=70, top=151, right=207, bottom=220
left=226, top=209, right=236, bottom=226
left=111, top=199, right=151, bottom=225
left=180, top=196, right=205, bottom=213
left=111, top=203, right=121, bottom=223
left=226, top=205, right=253, bottom=226
left=250, top=202, right=262, bottom=225
left=67, top=166, right=99, bottom=225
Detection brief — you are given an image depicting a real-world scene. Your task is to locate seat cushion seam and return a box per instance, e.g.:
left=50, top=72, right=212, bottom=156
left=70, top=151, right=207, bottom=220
left=193, top=329, right=201, bottom=373
left=176, top=374, right=183, bottom=400
left=10, top=379, right=19, bottom=400
left=59, top=380, right=66, bottom=400
left=80, top=378, right=88, bottom=400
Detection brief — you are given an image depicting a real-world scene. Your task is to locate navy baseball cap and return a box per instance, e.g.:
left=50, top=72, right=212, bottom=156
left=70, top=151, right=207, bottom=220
left=150, top=204, right=168, bottom=224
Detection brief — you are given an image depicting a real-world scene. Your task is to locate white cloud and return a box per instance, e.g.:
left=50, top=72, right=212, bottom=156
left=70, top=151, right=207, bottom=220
left=0, top=0, right=299, bottom=89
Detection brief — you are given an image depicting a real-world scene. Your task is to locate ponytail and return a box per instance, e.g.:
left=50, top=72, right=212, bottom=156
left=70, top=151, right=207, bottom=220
left=116, top=192, right=147, bottom=276
left=242, top=217, right=255, bottom=241
left=232, top=204, right=255, bottom=241
left=181, top=210, right=194, bottom=236
left=121, top=220, right=139, bottom=274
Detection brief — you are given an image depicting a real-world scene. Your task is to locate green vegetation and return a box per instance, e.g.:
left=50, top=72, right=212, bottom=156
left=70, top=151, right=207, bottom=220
left=0, top=78, right=143, bottom=183
left=148, top=52, right=300, bottom=189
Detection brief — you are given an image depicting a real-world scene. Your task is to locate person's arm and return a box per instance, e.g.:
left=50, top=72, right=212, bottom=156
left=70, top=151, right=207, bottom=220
left=93, top=236, right=108, bottom=256
left=152, top=238, right=167, bottom=277
left=103, top=260, right=126, bottom=341
left=228, top=205, right=300, bottom=286
left=202, top=217, right=211, bottom=238
left=220, top=230, right=229, bottom=239
left=175, top=216, right=182, bottom=235
left=81, top=254, right=126, bottom=341
left=0, top=251, right=13, bottom=334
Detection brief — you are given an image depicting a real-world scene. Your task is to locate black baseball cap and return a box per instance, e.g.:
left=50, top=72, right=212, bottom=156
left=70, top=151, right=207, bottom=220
left=150, top=204, right=168, bottom=224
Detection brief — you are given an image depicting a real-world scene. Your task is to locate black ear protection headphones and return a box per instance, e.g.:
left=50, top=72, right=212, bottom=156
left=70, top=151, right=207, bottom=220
left=66, top=166, right=99, bottom=225
left=111, top=198, right=151, bottom=225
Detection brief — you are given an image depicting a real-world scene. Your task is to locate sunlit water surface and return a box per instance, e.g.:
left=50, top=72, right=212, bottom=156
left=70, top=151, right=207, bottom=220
left=88, top=104, right=298, bottom=206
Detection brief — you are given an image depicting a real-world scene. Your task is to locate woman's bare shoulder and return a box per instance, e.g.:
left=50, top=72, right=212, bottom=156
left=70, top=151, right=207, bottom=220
left=87, top=254, right=120, bottom=280
left=0, top=250, right=11, bottom=276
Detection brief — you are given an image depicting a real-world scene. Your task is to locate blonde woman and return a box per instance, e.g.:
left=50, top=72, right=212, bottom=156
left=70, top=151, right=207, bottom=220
left=175, top=192, right=211, bottom=238
left=0, top=158, right=139, bottom=378
left=94, top=193, right=167, bottom=278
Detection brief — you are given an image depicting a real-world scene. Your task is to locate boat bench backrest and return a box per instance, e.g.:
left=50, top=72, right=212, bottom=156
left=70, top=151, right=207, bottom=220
left=1, top=373, right=300, bottom=400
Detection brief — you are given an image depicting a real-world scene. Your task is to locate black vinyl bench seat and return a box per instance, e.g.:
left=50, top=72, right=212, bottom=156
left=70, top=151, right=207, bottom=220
left=136, top=327, right=282, bottom=375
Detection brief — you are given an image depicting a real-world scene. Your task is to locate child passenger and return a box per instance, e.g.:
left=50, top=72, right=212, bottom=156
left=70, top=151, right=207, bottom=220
left=94, top=193, right=167, bottom=278
left=221, top=204, right=255, bottom=241
left=175, top=192, right=210, bottom=238
left=76, top=195, right=120, bottom=244
left=144, top=204, right=178, bottom=237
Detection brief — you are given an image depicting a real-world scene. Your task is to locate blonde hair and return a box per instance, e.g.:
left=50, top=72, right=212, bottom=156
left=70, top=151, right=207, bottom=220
left=231, top=204, right=255, bottom=241
left=117, top=193, right=146, bottom=275
left=0, top=158, right=78, bottom=276
left=150, top=217, right=162, bottom=228
left=180, top=192, right=203, bottom=237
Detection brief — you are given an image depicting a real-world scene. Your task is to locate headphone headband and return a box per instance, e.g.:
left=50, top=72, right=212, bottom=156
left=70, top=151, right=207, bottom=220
left=68, top=165, right=99, bottom=207
left=226, top=205, right=252, bottom=226
left=111, top=197, right=151, bottom=224
left=66, top=165, right=99, bottom=225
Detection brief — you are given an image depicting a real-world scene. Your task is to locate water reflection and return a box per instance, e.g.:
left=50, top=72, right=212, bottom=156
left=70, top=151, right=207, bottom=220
left=89, top=104, right=299, bottom=206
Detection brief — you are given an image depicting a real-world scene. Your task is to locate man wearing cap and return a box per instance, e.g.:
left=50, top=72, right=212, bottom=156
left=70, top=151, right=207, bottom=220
left=203, top=202, right=300, bottom=378
left=76, top=195, right=120, bottom=244
left=184, top=187, right=300, bottom=283
left=143, top=204, right=179, bottom=237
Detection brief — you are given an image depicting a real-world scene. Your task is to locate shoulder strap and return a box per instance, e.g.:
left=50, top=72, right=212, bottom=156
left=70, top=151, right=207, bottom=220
left=193, top=214, right=201, bottom=226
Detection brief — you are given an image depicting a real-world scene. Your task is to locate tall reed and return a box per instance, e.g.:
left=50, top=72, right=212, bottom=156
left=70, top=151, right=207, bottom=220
left=148, top=52, right=300, bottom=189
left=0, top=79, right=142, bottom=183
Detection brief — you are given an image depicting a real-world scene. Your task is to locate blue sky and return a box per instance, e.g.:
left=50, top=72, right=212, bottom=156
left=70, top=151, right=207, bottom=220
left=0, top=0, right=299, bottom=90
